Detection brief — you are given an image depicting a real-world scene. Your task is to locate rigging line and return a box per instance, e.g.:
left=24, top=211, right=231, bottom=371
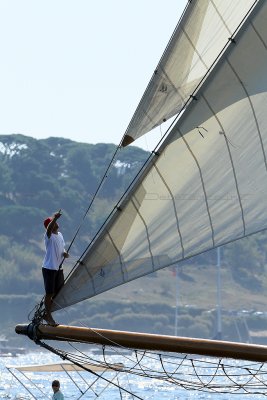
left=191, top=358, right=222, bottom=390
left=67, top=320, right=198, bottom=374
left=60, top=364, right=86, bottom=396
left=72, top=342, right=162, bottom=376
left=221, top=364, right=251, bottom=395
left=157, top=64, right=185, bottom=104
left=67, top=2, right=263, bottom=276
left=49, top=312, right=157, bottom=377
left=63, top=143, right=122, bottom=258
left=18, top=369, right=49, bottom=397
left=162, top=352, right=188, bottom=374
left=76, top=370, right=118, bottom=400
left=123, top=0, right=192, bottom=138
left=67, top=340, right=150, bottom=378
left=40, top=340, right=267, bottom=393
left=66, top=339, right=170, bottom=380
left=245, top=364, right=267, bottom=389
left=49, top=300, right=139, bottom=363
left=7, top=368, right=39, bottom=400
left=51, top=299, right=133, bottom=354
left=65, top=222, right=267, bottom=313
left=133, top=350, right=159, bottom=380
left=117, top=376, right=123, bottom=400
left=62, top=103, right=188, bottom=284
left=59, top=1, right=261, bottom=282
left=150, top=0, right=259, bottom=150
left=152, top=0, right=260, bottom=154
left=62, top=155, right=158, bottom=282
left=37, top=340, right=144, bottom=400
left=33, top=153, right=123, bottom=314
left=90, top=372, right=123, bottom=400
left=159, top=354, right=185, bottom=386
left=126, top=373, right=135, bottom=400
left=126, top=0, right=236, bottom=138
left=71, top=367, right=100, bottom=397
left=59, top=137, right=175, bottom=284
left=62, top=154, right=156, bottom=281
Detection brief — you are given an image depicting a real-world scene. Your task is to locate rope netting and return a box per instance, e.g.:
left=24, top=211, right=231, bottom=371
left=36, top=339, right=267, bottom=397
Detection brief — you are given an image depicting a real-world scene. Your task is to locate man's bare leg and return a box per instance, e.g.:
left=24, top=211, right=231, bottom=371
left=44, top=294, right=58, bottom=326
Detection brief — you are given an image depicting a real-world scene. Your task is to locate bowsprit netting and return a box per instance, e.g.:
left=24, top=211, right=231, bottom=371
left=38, top=340, right=267, bottom=397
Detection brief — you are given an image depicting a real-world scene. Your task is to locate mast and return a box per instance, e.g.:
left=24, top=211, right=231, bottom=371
left=16, top=323, right=267, bottom=363
left=216, top=247, right=222, bottom=340
left=174, top=265, right=179, bottom=336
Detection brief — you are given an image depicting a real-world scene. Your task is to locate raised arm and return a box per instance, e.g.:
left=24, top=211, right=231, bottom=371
left=46, top=211, right=62, bottom=238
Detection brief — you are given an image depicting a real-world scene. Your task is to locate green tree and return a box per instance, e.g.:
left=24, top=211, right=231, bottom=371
left=65, top=146, right=98, bottom=195
left=224, top=238, right=264, bottom=290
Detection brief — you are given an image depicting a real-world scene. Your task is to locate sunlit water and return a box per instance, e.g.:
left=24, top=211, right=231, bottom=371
left=0, top=350, right=266, bottom=399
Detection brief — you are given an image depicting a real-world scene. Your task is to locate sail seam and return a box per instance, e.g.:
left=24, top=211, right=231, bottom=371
left=158, top=65, right=185, bottom=104
left=53, top=0, right=267, bottom=312
left=131, top=198, right=155, bottom=271
left=226, top=57, right=267, bottom=173
left=107, top=232, right=126, bottom=283
left=153, top=164, right=185, bottom=258
left=142, top=107, right=154, bottom=126
left=201, top=93, right=246, bottom=237
left=178, top=128, right=215, bottom=247
left=124, top=0, right=260, bottom=142
left=251, top=22, right=267, bottom=50
left=209, top=0, right=232, bottom=36
left=122, top=0, right=193, bottom=140
left=53, top=224, right=267, bottom=311
left=181, top=27, right=209, bottom=71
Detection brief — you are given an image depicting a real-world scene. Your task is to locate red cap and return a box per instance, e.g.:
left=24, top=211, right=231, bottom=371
left=44, top=217, right=52, bottom=229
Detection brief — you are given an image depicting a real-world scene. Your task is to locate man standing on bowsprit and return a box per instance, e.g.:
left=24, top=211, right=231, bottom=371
left=42, top=210, right=69, bottom=326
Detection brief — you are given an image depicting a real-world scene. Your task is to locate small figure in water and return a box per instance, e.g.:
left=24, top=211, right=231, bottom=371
left=42, top=210, right=69, bottom=326
left=52, top=380, right=64, bottom=400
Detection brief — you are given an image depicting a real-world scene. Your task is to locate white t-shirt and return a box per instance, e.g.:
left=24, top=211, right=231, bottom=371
left=42, top=232, right=65, bottom=270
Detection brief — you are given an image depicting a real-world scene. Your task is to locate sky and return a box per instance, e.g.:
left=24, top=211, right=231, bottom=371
left=0, top=1, right=187, bottom=151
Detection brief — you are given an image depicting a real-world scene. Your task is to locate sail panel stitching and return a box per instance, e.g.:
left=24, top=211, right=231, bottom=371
left=251, top=21, right=267, bottom=50
left=106, top=231, right=126, bottom=283
left=201, top=93, right=246, bottom=237
left=130, top=197, right=155, bottom=271
left=153, top=164, right=185, bottom=258
left=157, top=65, right=185, bottom=103
left=209, top=0, right=233, bottom=36
left=178, top=128, right=216, bottom=248
left=227, top=50, right=267, bottom=173
left=181, top=26, right=209, bottom=71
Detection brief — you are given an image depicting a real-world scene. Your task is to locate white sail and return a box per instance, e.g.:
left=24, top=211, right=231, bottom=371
left=121, top=0, right=258, bottom=146
left=53, top=0, right=267, bottom=310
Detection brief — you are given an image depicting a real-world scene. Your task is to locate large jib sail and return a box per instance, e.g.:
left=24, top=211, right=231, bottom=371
left=121, top=0, right=258, bottom=146
left=53, top=0, right=266, bottom=311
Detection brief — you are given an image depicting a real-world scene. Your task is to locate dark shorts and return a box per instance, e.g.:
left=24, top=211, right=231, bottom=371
left=42, top=268, right=64, bottom=295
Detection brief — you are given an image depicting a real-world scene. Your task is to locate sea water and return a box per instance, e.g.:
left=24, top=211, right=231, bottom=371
left=0, top=351, right=266, bottom=399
